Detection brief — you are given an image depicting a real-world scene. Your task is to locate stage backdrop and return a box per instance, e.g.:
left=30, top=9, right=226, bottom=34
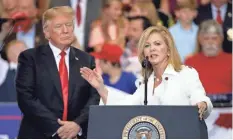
left=0, top=103, right=21, bottom=139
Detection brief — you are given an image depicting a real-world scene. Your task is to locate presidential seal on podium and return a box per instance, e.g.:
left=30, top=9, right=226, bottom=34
left=122, top=116, right=166, bottom=139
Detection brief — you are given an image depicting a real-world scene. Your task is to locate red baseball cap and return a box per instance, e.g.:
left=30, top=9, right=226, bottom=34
left=90, top=44, right=123, bottom=63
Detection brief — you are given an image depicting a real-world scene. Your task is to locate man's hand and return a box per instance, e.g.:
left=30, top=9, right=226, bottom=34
left=57, top=119, right=81, bottom=139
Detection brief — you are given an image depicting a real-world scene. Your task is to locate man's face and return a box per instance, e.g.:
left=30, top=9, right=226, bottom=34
left=199, top=33, right=223, bottom=57
left=128, top=19, right=144, bottom=42
left=2, top=0, right=18, bottom=17
left=18, top=0, right=37, bottom=18
left=2, top=0, right=37, bottom=18
left=44, top=15, right=75, bottom=49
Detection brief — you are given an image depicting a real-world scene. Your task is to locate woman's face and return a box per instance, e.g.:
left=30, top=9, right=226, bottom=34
left=143, top=33, right=169, bottom=65
left=106, top=1, right=122, bottom=20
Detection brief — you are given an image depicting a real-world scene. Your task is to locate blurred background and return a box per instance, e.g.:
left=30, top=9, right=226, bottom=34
left=0, top=0, right=232, bottom=139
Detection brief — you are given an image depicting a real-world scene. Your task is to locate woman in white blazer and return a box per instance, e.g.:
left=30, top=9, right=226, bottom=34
left=80, top=26, right=213, bottom=119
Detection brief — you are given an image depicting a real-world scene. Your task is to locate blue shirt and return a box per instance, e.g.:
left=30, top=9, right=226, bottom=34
left=169, top=21, right=198, bottom=62
left=17, top=24, right=36, bottom=49
left=103, top=71, right=137, bottom=94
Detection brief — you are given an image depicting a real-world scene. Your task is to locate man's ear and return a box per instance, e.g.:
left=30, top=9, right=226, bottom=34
left=220, top=34, right=224, bottom=42
left=43, top=26, right=50, bottom=40
left=197, top=34, right=202, bottom=43
left=33, top=7, right=39, bottom=18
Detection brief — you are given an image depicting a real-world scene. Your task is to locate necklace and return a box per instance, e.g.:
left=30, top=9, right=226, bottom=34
left=153, top=77, right=162, bottom=95
left=154, top=76, right=161, bottom=82
left=155, top=78, right=160, bottom=82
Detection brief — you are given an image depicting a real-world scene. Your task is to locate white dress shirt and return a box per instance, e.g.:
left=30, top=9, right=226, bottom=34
left=49, top=42, right=82, bottom=136
left=9, top=62, right=17, bottom=70
left=70, top=0, right=87, bottom=49
left=211, top=3, right=227, bottom=21
left=105, top=64, right=213, bottom=119
left=49, top=42, right=70, bottom=77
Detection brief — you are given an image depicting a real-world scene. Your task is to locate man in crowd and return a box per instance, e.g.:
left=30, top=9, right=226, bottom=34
left=0, top=0, right=46, bottom=60
left=185, top=20, right=232, bottom=139
left=121, top=16, right=152, bottom=77
left=195, top=0, right=232, bottom=53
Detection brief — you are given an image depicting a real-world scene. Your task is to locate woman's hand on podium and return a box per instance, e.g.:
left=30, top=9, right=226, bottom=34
left=197, top=101, right=207, bottom=120
left=80, top=67, right=108, bottom=104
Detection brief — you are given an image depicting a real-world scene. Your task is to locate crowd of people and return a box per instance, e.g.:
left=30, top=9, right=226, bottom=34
left=0, top=0, right=232, bottom=139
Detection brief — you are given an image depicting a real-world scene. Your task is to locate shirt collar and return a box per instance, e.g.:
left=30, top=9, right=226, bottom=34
left=163, top=64, right=178, bottom=75
left=211, top=3, right=227, bottom=11
left=49, top=42, right=70, bottom=58
left=177, top=21, right=195, bottom=32
left=149, top=64, right=178, bottom=80
left=9, top=62, right=17, bottom=70
left=18, top=24, right=36, bottom=35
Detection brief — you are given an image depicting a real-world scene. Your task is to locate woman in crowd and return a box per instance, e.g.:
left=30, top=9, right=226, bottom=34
left=88, top=0, right=128, bottom=52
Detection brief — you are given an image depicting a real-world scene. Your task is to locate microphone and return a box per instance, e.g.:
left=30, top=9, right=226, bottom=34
left=0, top=17, right=28, bottom=24
left=141, top=56, right=151, bottom=68
left=142, top=56, right=151, bottom=105
left=91, top=64, right=96, bottom=70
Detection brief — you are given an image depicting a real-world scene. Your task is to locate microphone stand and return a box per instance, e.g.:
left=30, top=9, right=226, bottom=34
left=0, top=21, right=16, bottom=53
left=144, top=57, right=149, bottom=105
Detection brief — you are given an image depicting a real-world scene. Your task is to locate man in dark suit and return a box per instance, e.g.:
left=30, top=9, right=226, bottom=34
left=195, top=0, right=232, bottom=53
left=16, top=6, right=100, bottom=139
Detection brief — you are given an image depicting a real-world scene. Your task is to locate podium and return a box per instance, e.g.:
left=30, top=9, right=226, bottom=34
left=87, top=105, right=208, bottom=139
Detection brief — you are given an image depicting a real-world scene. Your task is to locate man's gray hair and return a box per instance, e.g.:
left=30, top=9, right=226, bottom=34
left=199, top=19, right=224, bottom=37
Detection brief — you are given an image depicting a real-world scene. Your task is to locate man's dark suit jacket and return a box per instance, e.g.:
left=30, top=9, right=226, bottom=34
left=16, top=44, right=100, bottom=139
left=195, top=2, right=232, bottom=53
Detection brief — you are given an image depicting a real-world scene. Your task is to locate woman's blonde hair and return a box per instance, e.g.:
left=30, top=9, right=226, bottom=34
left=99, top=0, right=125, bottom=41
left=137, top=26, right=182, bottom=78
left=133, top=1, right=160, bottom=26
left=42, top=6, right=75, bottom=29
